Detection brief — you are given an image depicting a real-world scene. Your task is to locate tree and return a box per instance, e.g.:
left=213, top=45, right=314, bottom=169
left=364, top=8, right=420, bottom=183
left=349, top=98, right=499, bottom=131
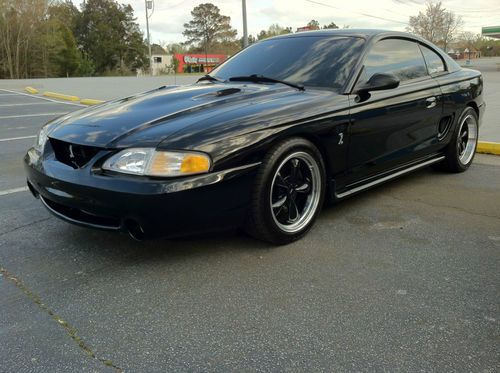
left=46, top=1, right=82, bottom=76
left=458, top=32, right=480, bottom=48
left=48, top=0, right=80, bottom=35
left=45, top=20, right=81, bottom=77
left=77, top=52, right=95, bottom=76
left=76, top=0, right=147, bottom=74
left=307, top=20, right=320, bottom=30
left=323, top=21, right=339, bottom=29
left=165, top=43, right=186, bottom=55
left=182, top=3, right=237, bottom=54
left=440, top=10, right=463, bottom=52
left=121, top=4, right=148, bottom=73
left=0, top=0, right=47, bottom=78
left=239, top=34, right=256, bottom=48
left=0, top=0, right=145, bottom=78
left=407, top=1, right=463, bottom=51
left=257, top=24, right=292, bottom=40
left=475, top=37, right=500, bottom=57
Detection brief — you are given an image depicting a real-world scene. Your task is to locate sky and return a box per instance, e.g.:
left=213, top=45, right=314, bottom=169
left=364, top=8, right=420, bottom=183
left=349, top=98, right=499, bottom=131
left=74, top=0, right=500, bottom=45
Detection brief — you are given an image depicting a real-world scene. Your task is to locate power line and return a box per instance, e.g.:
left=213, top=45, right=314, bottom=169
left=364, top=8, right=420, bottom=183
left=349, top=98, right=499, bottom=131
left=304, top=0, right=409, bottom=25
left=393, top=0, right=500, bottom=13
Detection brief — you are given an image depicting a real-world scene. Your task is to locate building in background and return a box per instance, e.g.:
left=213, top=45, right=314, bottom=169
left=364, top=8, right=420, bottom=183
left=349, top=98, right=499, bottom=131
left=173, top=54, right=228, bottom=74
left=447, top=45, right=481, bottom=60
left=482, top=26, right=500, bottom=39
left=151, top=53, right=173, bottom=75
left=151, top=44, right=172, bottom=76
left=296, top=26, right=313, bottom=32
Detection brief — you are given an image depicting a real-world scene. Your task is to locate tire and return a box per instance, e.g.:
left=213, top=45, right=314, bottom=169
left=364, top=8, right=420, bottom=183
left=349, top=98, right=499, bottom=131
left=440, top=107, right=479, bottom=173
left=245, top=137, right=326, bottom=244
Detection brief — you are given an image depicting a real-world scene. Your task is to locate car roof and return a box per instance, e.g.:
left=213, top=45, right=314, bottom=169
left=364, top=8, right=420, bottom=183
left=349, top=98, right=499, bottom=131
left=268, top=29, right=434, bottom=42
left=266, top=29, right=459, bottom=67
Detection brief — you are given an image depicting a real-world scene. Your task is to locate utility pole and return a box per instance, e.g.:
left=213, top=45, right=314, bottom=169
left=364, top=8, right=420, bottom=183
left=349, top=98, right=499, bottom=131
left=145, top=0, right=153, bottom=75
left=242, top=0, right=248, bottom=48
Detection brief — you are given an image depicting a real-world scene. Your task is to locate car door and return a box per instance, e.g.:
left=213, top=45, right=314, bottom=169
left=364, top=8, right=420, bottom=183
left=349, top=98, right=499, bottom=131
left=346, top=38, right=444, bottom=185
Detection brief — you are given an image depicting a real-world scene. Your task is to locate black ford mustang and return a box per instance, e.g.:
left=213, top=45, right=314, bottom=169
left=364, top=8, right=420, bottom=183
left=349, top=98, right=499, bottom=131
left=25, top=29, right=485, bottom=244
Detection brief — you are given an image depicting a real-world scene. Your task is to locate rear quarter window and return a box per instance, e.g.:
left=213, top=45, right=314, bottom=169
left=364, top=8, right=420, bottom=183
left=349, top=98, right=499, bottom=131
left=419, top=44, right=446, bottom=75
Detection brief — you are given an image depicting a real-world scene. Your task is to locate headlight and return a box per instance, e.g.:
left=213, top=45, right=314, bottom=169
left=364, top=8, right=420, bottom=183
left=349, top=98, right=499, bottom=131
left=102, top=148, right=211, bottom=177
left=34, top=125, right=50, bottom=153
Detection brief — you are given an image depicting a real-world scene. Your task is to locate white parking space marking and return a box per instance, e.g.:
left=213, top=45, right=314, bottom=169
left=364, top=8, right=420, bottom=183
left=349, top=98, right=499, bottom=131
left=0, top=102, right=55, bottom=107
left=0, top=93, right=19, bottom=96
left=5, top=126, right=31, bottom=130
left=0, top=186, right=28, bottom=196
left=0, top=135, right=36, bottom=142
left=0, top=113, right=66, bottom=119
left=0, top=88, right=86, bottom=107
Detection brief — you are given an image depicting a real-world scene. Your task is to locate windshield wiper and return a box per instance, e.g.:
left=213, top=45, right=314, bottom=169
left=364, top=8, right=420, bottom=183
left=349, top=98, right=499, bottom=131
left=197, top=74, right=223, bottom=83
left=228, top=74, right=304, bottom=91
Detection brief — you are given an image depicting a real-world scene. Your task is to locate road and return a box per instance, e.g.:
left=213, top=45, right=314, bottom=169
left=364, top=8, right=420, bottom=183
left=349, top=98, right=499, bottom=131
left=458, top=57, right=500, bottom=142
left=0, top=88, right=499, bottom=372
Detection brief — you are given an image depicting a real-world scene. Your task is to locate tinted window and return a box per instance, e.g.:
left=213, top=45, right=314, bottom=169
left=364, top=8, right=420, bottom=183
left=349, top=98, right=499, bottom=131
left=419, top=44, right=445, bottom=75
left=211, top=36, right=365, bottom=90
left=358, top=39, right=428, bottom=85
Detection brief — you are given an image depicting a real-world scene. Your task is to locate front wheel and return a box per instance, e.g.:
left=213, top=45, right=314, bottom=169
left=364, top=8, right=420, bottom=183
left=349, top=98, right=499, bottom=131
left=245, top=138, right=326, bottom=244
left=441, top=107, right=479, bottom=173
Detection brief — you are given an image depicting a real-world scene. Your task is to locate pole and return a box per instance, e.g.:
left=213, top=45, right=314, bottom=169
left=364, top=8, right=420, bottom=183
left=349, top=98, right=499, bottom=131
left=145, top=0, right=152, bottom=75
left=204, top=41, right=208, bottom=74
left=242, top=0, right=248, bottom=48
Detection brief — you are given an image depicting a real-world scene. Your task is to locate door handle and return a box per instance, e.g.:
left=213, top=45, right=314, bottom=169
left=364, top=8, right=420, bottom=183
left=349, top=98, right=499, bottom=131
left=426, top=97, right=437, bottom=108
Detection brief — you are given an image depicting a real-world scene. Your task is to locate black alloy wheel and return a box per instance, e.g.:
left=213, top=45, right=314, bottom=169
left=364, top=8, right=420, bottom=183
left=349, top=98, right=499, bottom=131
left=245, top=138, right=326, bottom=244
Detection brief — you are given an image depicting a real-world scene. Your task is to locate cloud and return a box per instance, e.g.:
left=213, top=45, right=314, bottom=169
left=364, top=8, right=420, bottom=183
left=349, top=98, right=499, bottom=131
left=73, top=0, right=500, bottom=44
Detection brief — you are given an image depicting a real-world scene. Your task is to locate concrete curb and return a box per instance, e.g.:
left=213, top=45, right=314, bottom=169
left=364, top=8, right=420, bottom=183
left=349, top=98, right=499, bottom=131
left=477, top=141, right=500, bottom=156
left=24, top=87, right=105, bottom=106
left=43, top=91, right=80, bottom=102
left=25, top=87, right=39, bottom=94
left=80, top=98, right=105, bottom=106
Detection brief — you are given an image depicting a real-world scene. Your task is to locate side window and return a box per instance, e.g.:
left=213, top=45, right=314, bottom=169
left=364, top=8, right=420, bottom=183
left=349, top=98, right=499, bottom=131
left=419, top=44, right=446, bottom=75
left=358, top=39, right=428, bottom=85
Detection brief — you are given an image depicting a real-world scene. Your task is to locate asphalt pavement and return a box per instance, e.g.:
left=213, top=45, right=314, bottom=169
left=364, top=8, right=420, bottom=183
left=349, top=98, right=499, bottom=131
left=0, top=87, right=499, bottom=372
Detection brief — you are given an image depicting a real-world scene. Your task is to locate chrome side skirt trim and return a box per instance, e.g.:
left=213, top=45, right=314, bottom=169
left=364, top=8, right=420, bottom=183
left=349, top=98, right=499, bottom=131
left=335, top=156, right=445, bottom=199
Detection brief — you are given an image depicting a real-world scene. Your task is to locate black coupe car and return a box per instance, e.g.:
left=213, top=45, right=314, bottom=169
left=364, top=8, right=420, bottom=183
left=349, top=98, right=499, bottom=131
left=25, top=29, right=485, bottom=244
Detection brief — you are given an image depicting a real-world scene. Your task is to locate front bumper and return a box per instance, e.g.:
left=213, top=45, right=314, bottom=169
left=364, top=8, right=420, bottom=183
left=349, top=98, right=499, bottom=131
left=24, top=148, right=259, bottom=239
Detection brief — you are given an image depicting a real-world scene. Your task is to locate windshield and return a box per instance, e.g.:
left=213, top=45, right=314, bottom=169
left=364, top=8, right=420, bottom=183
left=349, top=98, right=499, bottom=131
left=211, top=36, right=365, bottom=91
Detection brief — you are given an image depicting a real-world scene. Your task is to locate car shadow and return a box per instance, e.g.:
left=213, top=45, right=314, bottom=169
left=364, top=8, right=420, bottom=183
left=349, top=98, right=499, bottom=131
left=58, top=165, right=447, bottom=265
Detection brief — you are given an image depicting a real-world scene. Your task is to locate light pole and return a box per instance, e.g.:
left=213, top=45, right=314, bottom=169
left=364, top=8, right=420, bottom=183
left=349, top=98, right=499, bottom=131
left=145, top=0, right=153, bottom=75
left=242, top=0, right=248, bottom=47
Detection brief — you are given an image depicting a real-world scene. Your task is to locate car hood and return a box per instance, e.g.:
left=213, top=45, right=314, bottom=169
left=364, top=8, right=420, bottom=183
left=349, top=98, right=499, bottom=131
left=48, top=84, right=291, bottom=147
left=48, top=82, right=342, bottom=151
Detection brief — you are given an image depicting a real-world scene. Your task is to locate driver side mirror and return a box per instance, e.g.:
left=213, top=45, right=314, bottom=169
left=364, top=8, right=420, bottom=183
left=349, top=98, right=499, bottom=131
left=355, top=73, right=400, bottom=94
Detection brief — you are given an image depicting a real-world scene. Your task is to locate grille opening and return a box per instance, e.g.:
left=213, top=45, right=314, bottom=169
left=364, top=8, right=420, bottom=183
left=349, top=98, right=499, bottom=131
left=50, top=138, right=101, bottom=169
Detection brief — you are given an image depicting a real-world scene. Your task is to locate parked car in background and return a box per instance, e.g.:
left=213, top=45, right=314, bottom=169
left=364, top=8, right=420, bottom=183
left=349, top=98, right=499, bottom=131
left=25, top=29, right=485, bottom=244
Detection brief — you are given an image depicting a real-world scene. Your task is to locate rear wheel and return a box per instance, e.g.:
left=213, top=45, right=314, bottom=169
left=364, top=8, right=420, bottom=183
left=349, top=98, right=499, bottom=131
left=245, top=138, right=326, bottom=244
left=440, top=107, right=478, bottom=173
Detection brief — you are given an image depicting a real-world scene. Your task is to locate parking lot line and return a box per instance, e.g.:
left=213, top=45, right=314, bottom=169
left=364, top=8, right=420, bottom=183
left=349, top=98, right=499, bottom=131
left=0, top=93, right=20, bottom=96
left=0, top=186, right=28, bottom=196
left=4, top=126, right=32, bottom=130
left=0, top=102, right=55, bottom=107
left=0, top=113, right=67, bottom=119
left=0, top=88, right=85, bottom=107
left=0, top=135, right=36, bottom=142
